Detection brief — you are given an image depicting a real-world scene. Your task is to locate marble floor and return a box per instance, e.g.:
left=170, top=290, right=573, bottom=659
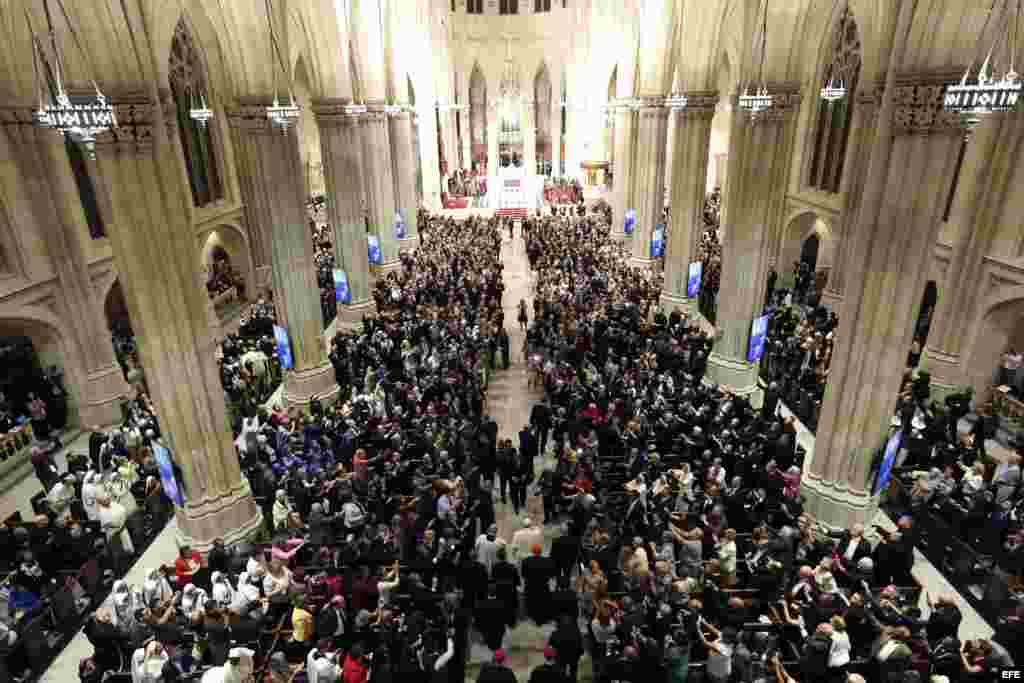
left=32, top=224, right=995, bottom=682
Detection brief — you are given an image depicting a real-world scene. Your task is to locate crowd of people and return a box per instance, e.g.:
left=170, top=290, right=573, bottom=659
left=218, top=300, right=283, bottom=415
left=542, top=178, right=583, bottom=206
left=447, top=168, right=487, bottom=200
left=759, top=298, right=838, bottom=433
left=7, top=196, right=1023, bottom=683
left=309, top=198, right=339, bottom=328
left=205, top=255, right=245, bottom=303
left=697, top=190, right=722, bottom=325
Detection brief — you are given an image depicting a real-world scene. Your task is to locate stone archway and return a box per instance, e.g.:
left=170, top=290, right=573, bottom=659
left=200, top=223, right=253, bottom=302
left=779, top=210, right=836, bottom=293
left=0, top=305, right=85, bottom=431
left=963, top=287, right=1024, bottom=398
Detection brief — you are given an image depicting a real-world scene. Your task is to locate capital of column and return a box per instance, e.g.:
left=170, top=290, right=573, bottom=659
left=311, top=98, right=364, bottom=128
left=93, top=99, right=159, bottom=149
left=891, top=77, right=966, bottom=136
left=226, top=97, right=283, bottom=135
left=673, top=91, right=719, bottom=120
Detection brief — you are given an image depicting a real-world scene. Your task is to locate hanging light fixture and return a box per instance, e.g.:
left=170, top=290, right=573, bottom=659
left=264, top=0, right=299, bottom=132
left=665, top=94, right=689, bottom=110
left=28, top=0, right=116, bottom=140
left=739, top=0, right=774, bottom=116
left=944, top=0, right=1021, bottom=121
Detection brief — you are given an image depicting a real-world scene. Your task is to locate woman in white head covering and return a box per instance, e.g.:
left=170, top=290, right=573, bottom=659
left=201, top=647, right=254, bottom=683
left=110, top=580, right=138, bottom=632
left=211, top=572, right=235, bottom=609
left=307, top=644, right=342, bottom=683
left=142, top=567, right=173, bottom=608
left=272, top=489, right=291, bottom=530
left=180, top=584, right=208, bottom=622
left=131, top=640, right=169, bottom=683
left=82, top=471, right=101, bottom=520
left=230, top=571, right=265, bottom=618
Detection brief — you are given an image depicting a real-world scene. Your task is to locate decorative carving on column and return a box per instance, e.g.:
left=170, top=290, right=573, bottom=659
left=93, top=97, right=260, bottom=550
left=891, top=82, right=964, bottom=135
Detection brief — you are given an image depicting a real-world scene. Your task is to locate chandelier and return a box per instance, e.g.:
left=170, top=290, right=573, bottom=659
left=665, top=94, right=689, bottom=111
left=739, top=0, right=774, bottom=116
left=820, top=2, right=851, bottom=103
left=264, top=0, right=299, bottom=132
left=28, top=0, right=116, bottom=141
left=435, top=102, right=467, bottom=112
left=945, top=0, right=1022, bottom=121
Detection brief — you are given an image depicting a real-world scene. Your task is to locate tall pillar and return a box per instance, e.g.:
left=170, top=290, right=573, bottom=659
left=93, top=98, right=261, bottom=550
left=660, top=93, right=718, bottom=311
left=418, top=106, right=442, bottom=212
left=487, top=109, right=499, bottom=179
left=804, top=75, right=966, bottom=528
left=443, top=110, right=459, bottom=174
left=551, top=95, right=562, bottom=176
left=524, top=102, right=536, bottom=178
left=228, top=101, right=338, bottom=407
left=630, top=98, right=670, bottom=267
left=389, top=109, right=419, bottom=245
left=610, top=102, right=637, bottom=238
left=923, top=113, right=1022, bottom=396
left=707, top=92, right=801, bottom=395
left=314, top=100, right=375, bottom=328
left=360, top=105, right=400, bottom=270
left=1, top=108, right=130, bottom=426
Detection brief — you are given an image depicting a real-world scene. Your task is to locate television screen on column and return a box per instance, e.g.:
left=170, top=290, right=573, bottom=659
left=747, top=314, right=769, bottom=362
left=873, top=430, right=904, bottom=495
left=687, top=262, right=703, bottom=297
left=152, top=443, right=185, bottom=507
left=624, top=209, right=636, bottom=235
left=333, top=269, right=351, bottom=304
left=367, top=235, right=382, bottom=265
left=273, top=324, right=294, bottom=370
left=651, top=225, right=665, bottom=258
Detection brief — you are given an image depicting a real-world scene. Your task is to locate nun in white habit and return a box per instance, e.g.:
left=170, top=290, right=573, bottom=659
left=211, top=572, right=236, bottom=609
left=142, top=567, right=174, bottom=608
left=81, top=471, right=101, bottom=521
left=306, top=647, right=342, bottom=683
left=131, top=640, right=169, bottom=683
left=201, top=647, right=255, bottom=683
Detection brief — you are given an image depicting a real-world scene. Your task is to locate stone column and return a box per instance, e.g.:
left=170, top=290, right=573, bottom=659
left=313, top=100, right=375, bottom=328
left=228, top=101, right=337, bottom=407
left=360, top=104, right=400, bottom=271
left=93, top=98, right=261, bottom=550
left=443, top=110, right=459, bottom=174
left=611, top=101, right=637, bottom=238
left=923, top=112, right=1023, bottom=396
left=630, top=97, right=670, bottom=267
left=0, top=108, right=130, bottom=427
left=552, top=87, right=562, bottom=175
left=660, top=93, right=718, bottom=312
left=803, top=77, right=967, bottom=528
left=707, top=92, right=801, bottom=395
left=389, top=108, right=420, bottom=246
left=418, top=106, right=442, bottom=212
left=524, top=103, right=536, bottom=178
left=487, top=108, right=499, bottom=179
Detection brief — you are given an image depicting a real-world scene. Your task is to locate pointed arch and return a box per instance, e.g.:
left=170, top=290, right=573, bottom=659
left=469, top=62, right=488, bottom=169
left=806, top=4, right=862, bottom=194
left=169, top=16, right=225, bottom=207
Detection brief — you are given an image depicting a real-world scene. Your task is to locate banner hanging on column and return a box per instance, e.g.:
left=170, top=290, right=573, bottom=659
left=687, top=262, right=703, bottom=297
left=747, top=314, right=769, bottom=362
left=367, top=235, right=382, bottom=265
left=624, top=209, right=636, bottom=235
left=273, top=324, right=294, bottom=370
left=393, top=210, right=406, bottom=239
left=333, top=269, right=351, bottom=304
left=650, top=224, right=665, bottom=258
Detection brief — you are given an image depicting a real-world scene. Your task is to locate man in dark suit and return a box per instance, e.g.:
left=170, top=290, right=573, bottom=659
left=519, top=425, right=537, bottom=478
left=491, top=547, right=520, bottom=629
left=834, top=523, right=872, bottom=579
left=530, top=400, right=553, bottom=458
left=550, top=524, right=580, bottom=583
left=762, top=382, right=781, bottom=420
left=549, top=615, right=583, bottom=682
left=316, top=595, right=349, bottom=650
left=521, top=544, right=557, bottom=625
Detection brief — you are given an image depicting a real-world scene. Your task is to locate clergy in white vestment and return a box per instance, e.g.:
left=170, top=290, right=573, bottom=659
left=97, top=495, right=134, bottom=555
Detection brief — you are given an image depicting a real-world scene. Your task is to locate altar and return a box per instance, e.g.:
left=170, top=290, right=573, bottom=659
left=490, top=164, right=541, bottom=217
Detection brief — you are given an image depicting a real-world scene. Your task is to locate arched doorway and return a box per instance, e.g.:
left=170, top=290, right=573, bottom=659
left=0, top=316, right=79, bottom=434
left=964, top=295, right=1024, bottom=399
left=105, top=279, right=141, bottom=386
left=914, top=281, right=938, bottom=347
left=779, top=212, right=836, bottom=299
left=202, top=226, right=251, bottom=314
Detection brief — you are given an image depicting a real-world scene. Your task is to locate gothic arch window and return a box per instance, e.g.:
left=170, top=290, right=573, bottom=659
left=467, top=0, right=484, bottom=14
left=807, top=6, right=861, bottom=194
left=500, top=0, right=519, bottom=15
left=169, top=18, right=224, bottom=207
left=535, top=0, right=551, bottom=11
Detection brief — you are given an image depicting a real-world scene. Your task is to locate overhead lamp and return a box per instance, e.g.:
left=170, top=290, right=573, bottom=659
left=190, top=94, right=214, bottom=128
left=820, top=77, right=846, bottom=103
left=264, top=0, right=300, bottom=133
left=944, top=0, right=1022, bottom=122
left=738, top=0, right=774, bottom=117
